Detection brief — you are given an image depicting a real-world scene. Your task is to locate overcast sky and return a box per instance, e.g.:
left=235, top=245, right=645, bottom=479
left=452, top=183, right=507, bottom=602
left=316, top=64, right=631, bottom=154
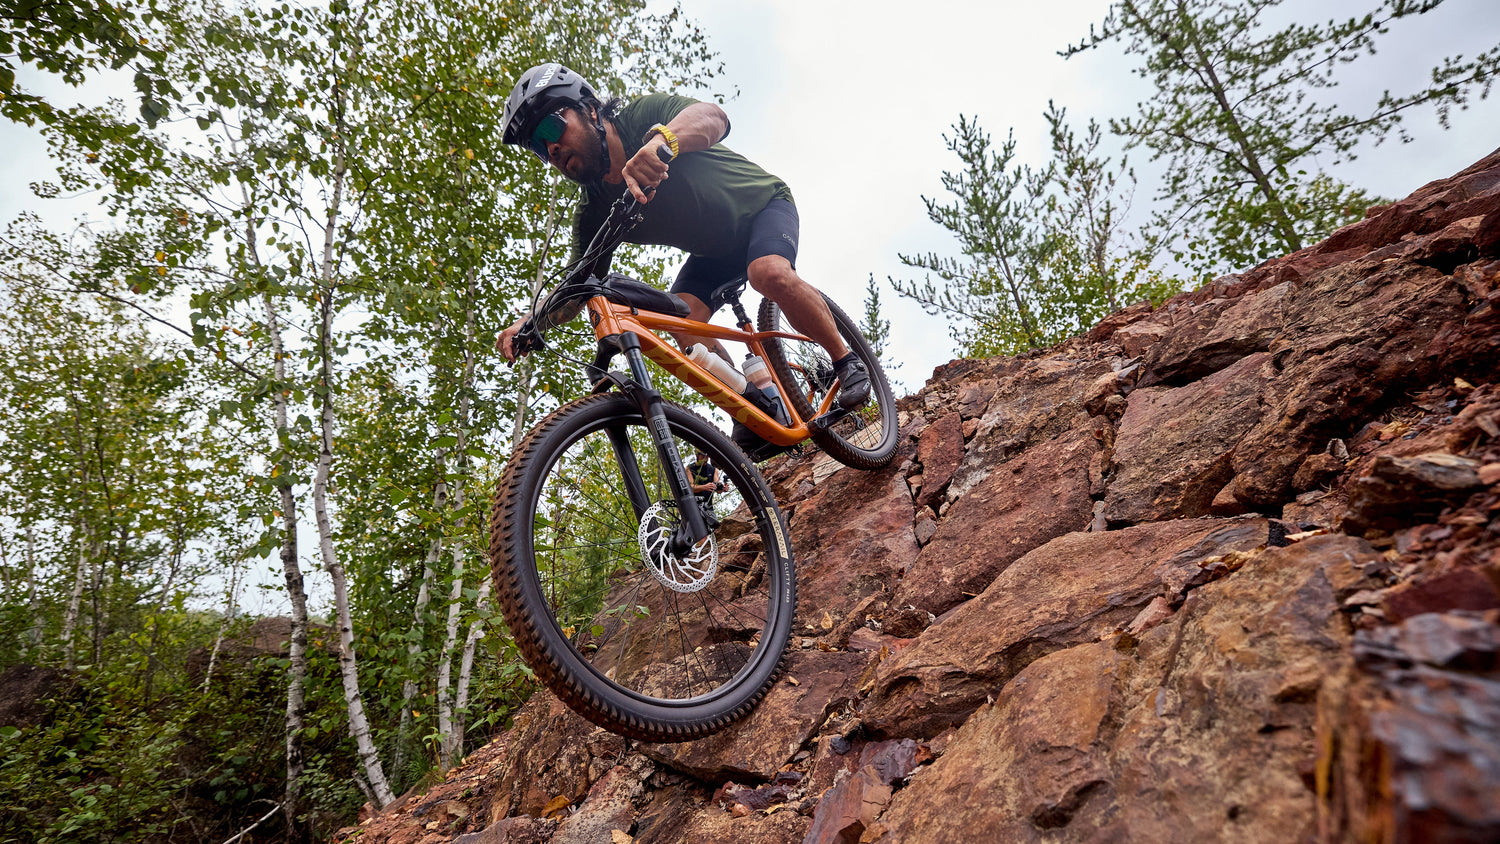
left=3, top=0, right=1497, bottom=387
left=662, top=0, right=1500, bottom=388
left=3, top=0, right=1497, bottom=613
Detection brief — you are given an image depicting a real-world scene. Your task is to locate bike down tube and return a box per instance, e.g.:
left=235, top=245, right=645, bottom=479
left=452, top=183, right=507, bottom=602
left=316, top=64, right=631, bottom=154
left=599, top=303, right=814, bottom=447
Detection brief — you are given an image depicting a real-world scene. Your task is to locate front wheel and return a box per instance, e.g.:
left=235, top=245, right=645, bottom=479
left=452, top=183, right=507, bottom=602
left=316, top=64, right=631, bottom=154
left=490, top=393, right=797, bottom=742
left=759, top=294, right=899, bottom=470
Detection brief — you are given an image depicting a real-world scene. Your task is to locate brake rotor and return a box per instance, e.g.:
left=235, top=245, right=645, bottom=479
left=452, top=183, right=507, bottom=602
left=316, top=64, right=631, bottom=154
left=637, top=501, right=718, bottom=593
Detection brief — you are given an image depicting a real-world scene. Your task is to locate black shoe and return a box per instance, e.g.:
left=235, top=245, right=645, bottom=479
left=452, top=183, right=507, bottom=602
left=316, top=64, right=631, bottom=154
left=833, top=355, right=870, bottom=409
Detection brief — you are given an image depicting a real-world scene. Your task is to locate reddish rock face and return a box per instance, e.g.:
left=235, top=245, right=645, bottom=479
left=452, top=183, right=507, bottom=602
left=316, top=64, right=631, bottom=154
left=890, top=426, right=1099, bottom=619
left=946, top=356, right=1113, bottom=502
left=863, top=517, right=1276, bottom=738
left=913, top=411, right=964, bottom=511
left=1103, top=352, right=1270, bottom=524
left=640, top=650, right=870, bottom=781
left=344, top=150, right=1500, bottom=844
left=869, top=535, right=1373, bottom=844
left=778, top=451, right=918, bottom=632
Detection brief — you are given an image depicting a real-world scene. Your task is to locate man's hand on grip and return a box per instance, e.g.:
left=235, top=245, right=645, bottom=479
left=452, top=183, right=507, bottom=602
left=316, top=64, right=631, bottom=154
left=496, top=316, right=537, bottom=363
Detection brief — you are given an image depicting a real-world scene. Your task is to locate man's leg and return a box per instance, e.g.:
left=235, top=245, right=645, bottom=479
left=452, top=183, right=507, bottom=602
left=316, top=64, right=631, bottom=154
left=747, top=255, right=847, bottom=358
left=669, top=256, right=742, bottom=364
left=669, top=292, right=732, bottom=363
left=747, top=255, right=869, bottom=407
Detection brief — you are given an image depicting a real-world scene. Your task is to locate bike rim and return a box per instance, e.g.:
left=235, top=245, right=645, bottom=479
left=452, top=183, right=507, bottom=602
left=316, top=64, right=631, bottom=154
left=521, top=407, right=789, bottom=708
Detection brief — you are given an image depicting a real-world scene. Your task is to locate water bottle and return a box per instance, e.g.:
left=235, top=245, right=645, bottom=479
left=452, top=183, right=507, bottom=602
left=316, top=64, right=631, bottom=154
left=741, top=352, right=773, bottom=390
left=742, top=353, right=790, bottom=426
left=685, top=344, right=747, bottom=393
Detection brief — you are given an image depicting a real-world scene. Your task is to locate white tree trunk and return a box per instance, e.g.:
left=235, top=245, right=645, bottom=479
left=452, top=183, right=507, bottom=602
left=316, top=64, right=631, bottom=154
left=447, top=266, right=483, bottom=762
left=315, top=283, right=394, bottom=806
left=453, top=578, right=490, bottom=725
left=312, top=53, right=394, bottom=803
left=265, top=294, right=313, bottom=834
left=434, top=536, right=465, bottom=772
left=61, top=536, right=88, bottom=670
left=233, top=141, right=312, bottom=830
left=90, top=545, right=109, bottom=666
left=321, top=482, right=396, bottom=806
left=247, top=173, right=314, bottom=836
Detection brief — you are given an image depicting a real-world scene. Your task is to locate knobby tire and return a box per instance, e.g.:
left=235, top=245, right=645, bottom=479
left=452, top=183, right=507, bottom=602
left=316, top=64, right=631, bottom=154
left=490, top=393, right=797, bottom=742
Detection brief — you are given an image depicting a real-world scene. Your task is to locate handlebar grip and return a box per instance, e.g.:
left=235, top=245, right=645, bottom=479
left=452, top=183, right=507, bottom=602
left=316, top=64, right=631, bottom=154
left=656, top=144, right=675, bottom=164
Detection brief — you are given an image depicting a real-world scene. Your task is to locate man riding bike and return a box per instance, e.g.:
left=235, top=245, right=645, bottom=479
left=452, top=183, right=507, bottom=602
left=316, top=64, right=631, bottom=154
left=494, top=63, right=870, bottom=413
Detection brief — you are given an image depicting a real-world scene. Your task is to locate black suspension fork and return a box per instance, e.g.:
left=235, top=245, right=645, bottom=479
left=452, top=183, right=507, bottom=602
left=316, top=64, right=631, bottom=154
left=605, top=333, right=709, bottom=554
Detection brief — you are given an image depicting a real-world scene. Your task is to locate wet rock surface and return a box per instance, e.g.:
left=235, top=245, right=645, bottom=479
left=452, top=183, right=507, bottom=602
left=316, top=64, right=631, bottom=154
left=340, top=150, right=1500, bottom=844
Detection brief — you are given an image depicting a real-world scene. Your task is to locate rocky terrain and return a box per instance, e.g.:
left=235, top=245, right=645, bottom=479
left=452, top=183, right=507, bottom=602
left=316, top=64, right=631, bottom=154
left=341, top=148, right=1500, bottom=844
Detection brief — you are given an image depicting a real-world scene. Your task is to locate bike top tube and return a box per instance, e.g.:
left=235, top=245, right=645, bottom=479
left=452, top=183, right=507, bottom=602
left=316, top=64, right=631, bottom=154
left=587, top=294, right=820, bottom=447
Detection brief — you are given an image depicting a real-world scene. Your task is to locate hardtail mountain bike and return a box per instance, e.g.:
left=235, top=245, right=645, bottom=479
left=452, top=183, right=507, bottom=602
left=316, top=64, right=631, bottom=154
left=488, top=155, right=898, bottom=742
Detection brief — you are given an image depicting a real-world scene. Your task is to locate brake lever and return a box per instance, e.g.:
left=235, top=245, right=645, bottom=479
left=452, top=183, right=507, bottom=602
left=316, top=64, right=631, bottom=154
left=514, top=320, right=544, bottom=355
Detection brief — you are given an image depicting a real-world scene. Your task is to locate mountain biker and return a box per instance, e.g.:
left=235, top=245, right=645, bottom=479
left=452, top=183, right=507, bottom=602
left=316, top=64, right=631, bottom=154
left=493, top=62, right=870, bottom=411
left=688, top=447, right=724, bottom=505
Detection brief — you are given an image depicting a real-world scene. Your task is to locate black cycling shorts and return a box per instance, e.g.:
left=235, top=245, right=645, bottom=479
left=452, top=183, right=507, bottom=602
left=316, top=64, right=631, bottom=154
left=669, top=197, right=799, bottom=312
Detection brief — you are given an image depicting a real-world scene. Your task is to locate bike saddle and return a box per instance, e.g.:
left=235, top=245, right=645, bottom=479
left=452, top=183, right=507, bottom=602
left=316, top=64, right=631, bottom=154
left=601, top=273, right=691, bottom=317
left=707, top=277, right=748, bottom=313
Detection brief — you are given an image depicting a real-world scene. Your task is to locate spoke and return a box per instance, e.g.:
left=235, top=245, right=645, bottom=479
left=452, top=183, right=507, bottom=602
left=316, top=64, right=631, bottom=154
left=606, top=577, right=655, bottom=683
left=532, top=537, right=636, bottom=555
left=667, top=590, right=703, bottom=697
left=694, top=579, right=766, bottom=635
left=522, top=408, right=788, bottom=707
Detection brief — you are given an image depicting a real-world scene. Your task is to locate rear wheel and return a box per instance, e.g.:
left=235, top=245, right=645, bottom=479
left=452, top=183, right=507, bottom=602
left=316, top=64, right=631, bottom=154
left=490, top=393, right=796, bottom=742
left=759, top=293, right=898, bottom=470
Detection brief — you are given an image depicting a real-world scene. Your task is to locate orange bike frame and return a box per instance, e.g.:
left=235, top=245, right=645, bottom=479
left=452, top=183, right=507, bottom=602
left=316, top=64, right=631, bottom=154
left=585, top=295, right=833, bottom=447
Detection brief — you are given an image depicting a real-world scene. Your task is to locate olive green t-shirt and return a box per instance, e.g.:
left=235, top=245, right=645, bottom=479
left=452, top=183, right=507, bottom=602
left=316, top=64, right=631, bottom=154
left=569, top=93, right=794, bottom=276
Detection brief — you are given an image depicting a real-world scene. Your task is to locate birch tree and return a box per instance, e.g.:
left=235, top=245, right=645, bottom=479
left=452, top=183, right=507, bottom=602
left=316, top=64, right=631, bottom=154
left=8, top=0, right=729, bottom=824
left=335, top=0, right=727, bottom=778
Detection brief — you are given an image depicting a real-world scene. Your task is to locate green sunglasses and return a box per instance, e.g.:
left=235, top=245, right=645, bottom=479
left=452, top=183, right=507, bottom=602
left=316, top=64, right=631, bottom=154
left=527, top=109, right=568, bottom=161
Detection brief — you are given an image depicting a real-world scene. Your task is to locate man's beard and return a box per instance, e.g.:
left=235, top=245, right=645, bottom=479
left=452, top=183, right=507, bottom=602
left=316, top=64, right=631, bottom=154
left=568, top=125, right=609, bottom=184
